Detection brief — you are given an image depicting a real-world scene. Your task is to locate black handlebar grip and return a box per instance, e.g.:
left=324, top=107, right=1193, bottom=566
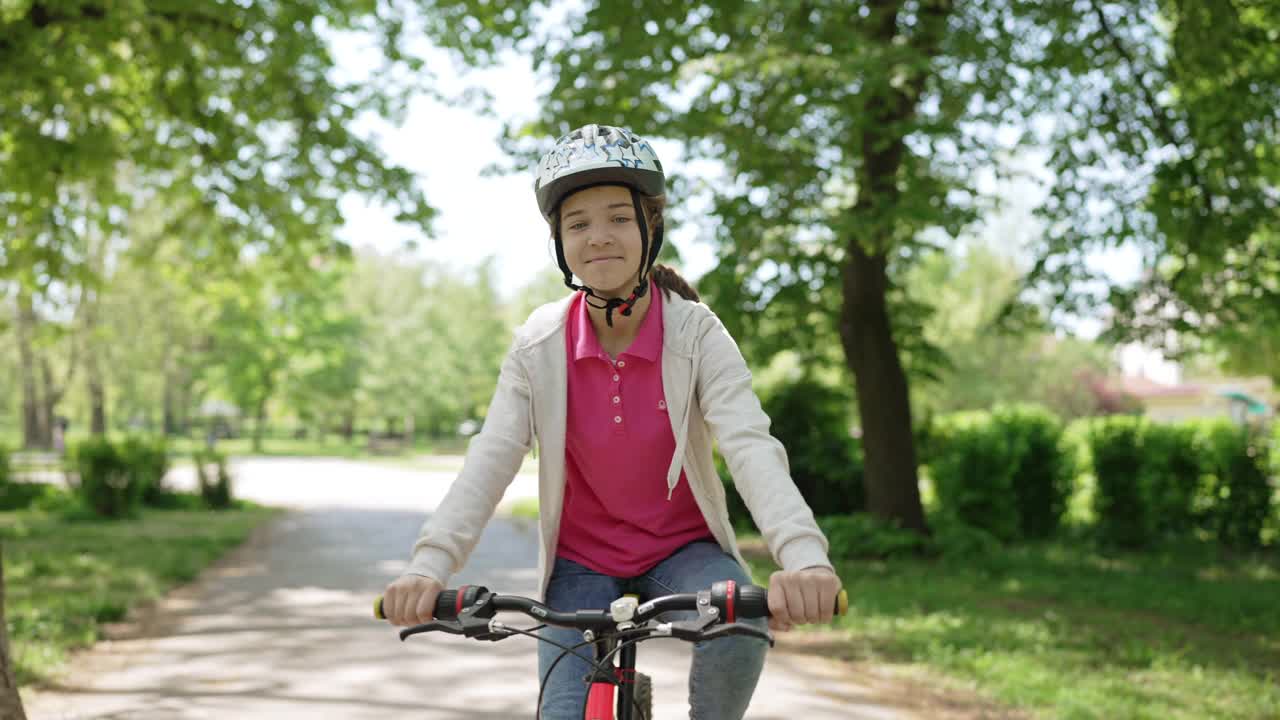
left=715, top=582, right=850, bottom=620
left=433, top=589, right=460, bottom=620
left=735, top=584, right=771, bottom=619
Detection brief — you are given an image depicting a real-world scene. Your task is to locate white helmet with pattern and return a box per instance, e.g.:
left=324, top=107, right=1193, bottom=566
left=534, top=124, right=667, bottom=327
left=534, top=124, right=665, bottom=218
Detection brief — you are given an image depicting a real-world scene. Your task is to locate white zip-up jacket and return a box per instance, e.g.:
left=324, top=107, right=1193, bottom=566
left=405, top=292, right=834, bottom=598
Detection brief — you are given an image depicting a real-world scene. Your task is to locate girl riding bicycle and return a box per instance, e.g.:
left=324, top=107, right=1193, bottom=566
left=381, top=124, right=843, bottom=719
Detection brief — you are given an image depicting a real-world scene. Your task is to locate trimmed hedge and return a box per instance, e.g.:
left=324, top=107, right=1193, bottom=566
left=818, top=513, right=928, bottom=561
left=1197, top=421, right=1273, bottom=549
left=68, top=437, right=143, bottom=518
left=0, top=444, right=33, bottom=511
left=1085, top=416, right=1276, bottom=549
left=194, top=448, right=234, bottom=509
left=1087, top=416, right=1149, bottom=548
left=927, top=405, right=1073, bottom=543
left=66, top=436, right=175, bottom=518
left=761, top=376, right=864, bottom=515
left=928, top=411, right=1021, bottom=542
left=1273, top=421, right=1280, bottom=479
left=122, top=436, right=172, bottom=506
left=993, top=405, right=1075, bottom=540
left=926, top=407, right=1277, bottom=550
left=1140, top=422, right=1203, bottom=538
left=721, top=376, right=863, bottom=529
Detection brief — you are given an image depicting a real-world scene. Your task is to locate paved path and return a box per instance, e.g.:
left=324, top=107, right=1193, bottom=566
left=22, top=457, right=911, bottom=719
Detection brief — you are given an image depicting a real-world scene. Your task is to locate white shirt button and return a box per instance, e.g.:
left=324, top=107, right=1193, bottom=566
left=613, top=374, right=620, bottom=382
left=613, top=416, right=622, bottom=424
left=613, top=396, right=621, bottom=404
left=617, top=360, right=626, bottom=368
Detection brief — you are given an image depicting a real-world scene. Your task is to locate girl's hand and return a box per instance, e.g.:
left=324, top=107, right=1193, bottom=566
left=767, top=567, right=843, bottom=632
left=381, top=575, right=445, bottom=627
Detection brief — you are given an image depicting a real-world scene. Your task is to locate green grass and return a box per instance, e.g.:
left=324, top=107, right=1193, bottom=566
left=743, top=536, right=1280, bottom=720
left=1, top=495, right=279, bottom=685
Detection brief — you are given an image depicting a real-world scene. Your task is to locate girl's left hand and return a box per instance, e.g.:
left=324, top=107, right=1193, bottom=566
left=767, top=567, right=843, bottom=632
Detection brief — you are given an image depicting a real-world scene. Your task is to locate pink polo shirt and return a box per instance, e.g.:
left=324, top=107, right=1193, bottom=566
left=556, top=283, right=714, bottom=577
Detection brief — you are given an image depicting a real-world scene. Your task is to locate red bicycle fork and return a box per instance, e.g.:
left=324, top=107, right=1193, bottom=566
left=584, top=636, right=640, bottom=719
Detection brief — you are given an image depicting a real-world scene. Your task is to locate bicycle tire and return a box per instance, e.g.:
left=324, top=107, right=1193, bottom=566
left=631, top=672, right=652, bottom=719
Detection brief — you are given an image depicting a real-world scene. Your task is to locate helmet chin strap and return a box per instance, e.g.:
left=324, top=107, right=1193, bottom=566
left=554, top=189, right=660, bottom=328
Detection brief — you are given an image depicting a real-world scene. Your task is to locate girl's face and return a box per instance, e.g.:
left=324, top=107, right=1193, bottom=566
left=559, top=185, right=644, bottom=297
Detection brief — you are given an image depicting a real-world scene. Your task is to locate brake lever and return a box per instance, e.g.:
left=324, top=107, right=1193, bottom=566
left=400, top=616, right=513, bottom=642
left=460, top=616, right=511, bottom=641
left=660, top=590, right=778, bottom=646
left=399, top=620, right=465, bottom=640
left=399, top=591, right=510, bottom=642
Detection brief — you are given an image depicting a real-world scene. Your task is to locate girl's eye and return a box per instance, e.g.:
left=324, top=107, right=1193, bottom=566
left=613, top=216, right=632, bottom=224
left=569, top=222, right=587, bottom=231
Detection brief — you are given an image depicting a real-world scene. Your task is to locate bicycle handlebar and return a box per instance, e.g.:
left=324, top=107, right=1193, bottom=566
left=374, top=581, right=849, bottom=629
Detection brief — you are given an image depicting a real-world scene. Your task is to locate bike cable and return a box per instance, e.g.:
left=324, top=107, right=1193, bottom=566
left=536, top=627, right=654, bottom=720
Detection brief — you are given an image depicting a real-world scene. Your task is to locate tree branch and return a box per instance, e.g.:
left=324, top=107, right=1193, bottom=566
left=1087, top=1, right=1183, bottom=148
left=856, top=0, right=954, bottom=255
left=1087, top=0, right=1214, bottom=232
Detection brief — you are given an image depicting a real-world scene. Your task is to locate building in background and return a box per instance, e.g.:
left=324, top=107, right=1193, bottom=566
left=1098, top=373, right=1274, bottom=425
left=1107, top=342, right=1275, bottom=425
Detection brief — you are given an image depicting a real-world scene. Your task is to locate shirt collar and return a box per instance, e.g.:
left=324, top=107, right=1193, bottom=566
left=569, top=279, right=663, bottom=363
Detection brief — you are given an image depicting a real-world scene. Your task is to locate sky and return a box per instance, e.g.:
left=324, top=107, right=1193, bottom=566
left=328, top=33, right=720, bottom=296
left=326, top=30, right=1178, bottom=384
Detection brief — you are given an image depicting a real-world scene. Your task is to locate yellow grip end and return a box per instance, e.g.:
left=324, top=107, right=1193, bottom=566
left=836, top=589, right=849, bottom=617
left=374, top=596, right=385, bottom=620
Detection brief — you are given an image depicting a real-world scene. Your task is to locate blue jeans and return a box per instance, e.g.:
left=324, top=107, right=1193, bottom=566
left=537, top=541, right=768, bottom=719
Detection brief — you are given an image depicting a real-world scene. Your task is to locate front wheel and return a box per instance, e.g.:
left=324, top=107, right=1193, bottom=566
left=620, top=672, right=652, bottom=719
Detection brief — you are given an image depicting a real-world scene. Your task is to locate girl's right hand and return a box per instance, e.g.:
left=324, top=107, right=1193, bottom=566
left=381, top=575, right=444, bottom=627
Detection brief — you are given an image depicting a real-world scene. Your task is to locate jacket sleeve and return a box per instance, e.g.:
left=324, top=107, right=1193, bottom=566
left=694, top=312, right=834, bottom=573
left=403, top=341, right=533, bottom=584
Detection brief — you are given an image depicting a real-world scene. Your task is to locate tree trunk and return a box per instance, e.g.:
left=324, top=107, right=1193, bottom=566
left=162, top=372, right=178, bottom=436
left=39, top=355, right=76, bottom=448
left=163, top=383, right=186, bottom=436
left=37, top=360, right=56, bottom=448
left=21, top=289, right=78, bottom=449
left=88, top=371, right=106, bottom=435
left=341, top=407, right=355, bottom=442
left=86, top=346, right=106, bottom=436
left=166, top=361, right=194, bottom=437
left=840, top=244, right=928, bottom=534
left=15, top=291, right=44, bottom=450
left=252, top=397, right=267, bottom=453
left=85, top=294, right=107, bottom=435
left=832, top=0, right=952, bottom=535
left=0, top=544, right=30, bottom=720
left=177, top=375, right=193, bottom=435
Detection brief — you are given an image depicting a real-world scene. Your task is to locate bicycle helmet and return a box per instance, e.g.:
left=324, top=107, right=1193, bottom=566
left=534, top=124, right=666, bottom=326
